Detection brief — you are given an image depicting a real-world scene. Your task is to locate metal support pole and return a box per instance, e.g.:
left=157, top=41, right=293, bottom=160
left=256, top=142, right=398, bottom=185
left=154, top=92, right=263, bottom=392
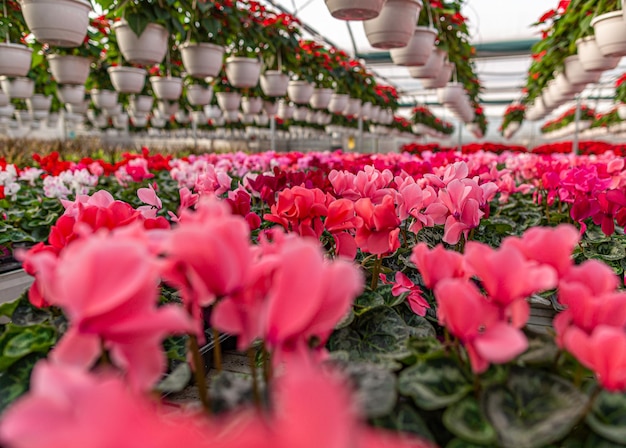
left=573, top=95, right=581, bottom=156
left=358, top=116, right=363, bottom=152
left=457, top=120, right=463, bottom=152
left=270, top=115, right=276, bottom=152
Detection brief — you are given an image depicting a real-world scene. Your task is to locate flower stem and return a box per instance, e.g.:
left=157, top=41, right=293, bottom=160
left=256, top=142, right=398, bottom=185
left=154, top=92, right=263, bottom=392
left=370, top=256, right=382, bottom=290
left=262, top=344, right=272, bottom=385
left=212, top=328, right=222, bottom=373
left=189, top=334, right=211, bottom=414
left=248, top=348, right=261, bottom=409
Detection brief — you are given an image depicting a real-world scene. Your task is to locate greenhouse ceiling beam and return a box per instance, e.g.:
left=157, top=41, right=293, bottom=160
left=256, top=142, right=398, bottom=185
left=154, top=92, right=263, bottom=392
left=398, top=96, right=615, bottom=107
left=261, top=0, right=342, bottom=49
left=357, top=39, right=541, bottom=64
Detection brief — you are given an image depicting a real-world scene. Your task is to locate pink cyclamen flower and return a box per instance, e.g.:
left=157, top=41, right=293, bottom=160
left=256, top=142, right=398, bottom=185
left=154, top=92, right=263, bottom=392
left=0, top=362, right=227, bottom=448
left=503, top=224, right=579, bottom=277
left=161, top=196, right=253, bottom=312
left=379, top=272, right=430, bottom=317
left=354, top=195, right=401, bottom=255
left=25, top=232, right=192, bottom=391
left=410, top=242, right=467, bottom=290
left=464, top=241, right=557, bottom=327
left=564, top=326, right=626, bottom=392
left=435, top=279, right=528, bottom=373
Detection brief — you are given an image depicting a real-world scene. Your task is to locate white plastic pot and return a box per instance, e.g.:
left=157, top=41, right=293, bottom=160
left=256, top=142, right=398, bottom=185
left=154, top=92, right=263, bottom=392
left=186, top=85, right=213, bottom=106
left=328, top=93, right=350, bottom=113
left=389, top=27, right=437, bottom=66
left=0, top=43, right=33, bottom=78
left=21, top=0, right=91, bottom=47
left=150, top=76, right=183, bottom=101
left=113, top=21, right=169, bottom=66
left=0, top=76, right=34, bottom=99
left=421, top=62, right=453, bottom=89
left=108, top=66, right=147, bottom=94
left=287, top=80, right=315, bottom=104
left=56, top=84, right=85, bottom=105
left=363, top=0, right=423, bottom=49
left=47, top=54, right=90, bottom=85
left=324, top=0, right=385, bottom=20
left=0, top=90, right=9, bottom=108
left=563, top=55, right=602, bottom=85
left=309, top=88, right=334, bottom=109
left=130, top=95, right=154, bottom=114
left=277, top=100, right=295, bottom=120
left=344, top=98, right=362, bottom=116
left=618, top=104, right=626, bottom=120
left=157, top=100, right=179, bottom=116
left=264, top=101, right=279, bottom=116
left=225, top=57, right=262, bottom=89
left=592, top=11, right=626, bottom=57
left=260, top=70, right=289, bottom=97
left=242, top=96, right=263, bottom=115
left=216, top=91, right=242, bottom=112
left=408, top=48, right=446, bottom=79
left=27, top=94, right=52, bottom=112
left=576, top=36, right=620, bottom=72
left=180, top=42, right=224, bottom=79
left=90, top=89, right=118, bottom=110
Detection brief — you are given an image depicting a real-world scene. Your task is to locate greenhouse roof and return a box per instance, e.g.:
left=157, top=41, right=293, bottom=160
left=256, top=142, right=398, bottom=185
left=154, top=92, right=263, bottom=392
left=262, top=0, right=626, bottom=141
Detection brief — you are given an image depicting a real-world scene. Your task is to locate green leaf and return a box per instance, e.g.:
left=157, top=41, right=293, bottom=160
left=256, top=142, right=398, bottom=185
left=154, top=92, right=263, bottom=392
left=0, top=324, right=57, bottom=370
left=398, top=356, right=472, bottom=411
left=0, top=298, right=20, bottom=319
left=586, top=390, right=626, bottom=444
left=353, top=290, right=385, bottom=315
left=340, top=362, right=397, bottom=418
left=372, top=402, right=435, bottom=443
left=482, top=368, right=589, bottom=448
left=328, top=307, right=412, bottom=364
left=395, top=303, right=436, bottom=339
left=0, top=353, right=45, bottom=413
left=10, top=300, right=51, bottom=327
left=446, top=439, right=488, bottom=448
left=156, top=363, right=191, bottom=394
left=443, top=397, right=496, bottom=445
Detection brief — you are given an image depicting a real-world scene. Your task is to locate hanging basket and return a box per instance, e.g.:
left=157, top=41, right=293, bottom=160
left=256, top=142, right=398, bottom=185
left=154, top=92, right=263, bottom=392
left=363, top=0, right=423, bottom=49
left=113, top=21, right=169, bottom=66
left=242, top=96, right=263, bottom=115
left=277, top=100, right=295, bottom=120
left=0, top=43, right=33, bottom=78
left=0, top=91, right=8, bottom=108
left=260, top=70, right=289, bottom=97
left=26, top=94, right=52, bottom=112
left=108, top=66, right=147, bottom=94
left=408, top=48, right=445, bottom=79
left=56, top=84, right=85, bottom=105
left=130, top=95, right=154, bottom=114
left=157, top=100, right=179, bottom=116
left=150, top=76, right=183, bottom=101
left=576, top=36, right=620, bottom=72
left=216, top=91, right=242, bottom=112
left=0, top=76, right=34, bottom=99
left=180, top=42, right=224, bottom=79
left=47, top=54, right=91, bottom=85
left=344, top=98, right=362, bottom=116
left=328, top=93, right=350, bottom=113
left=390, top=27, right=437, bottom=66
left=263, top=101, right=278, bottom=116
left=563, top=55, right=602, bottom=85
left=591, top=11, right=626, bottom=57
left=225, top=57, right=262, bottom=89
left=186, top=85, right=213, bottom=106
left=287, top=80, right=315, bottom=104
left=309, top=88, right=334, bottom=109
left=293, top=106, right=309, bottom=121
left=21, top=0, right=91, bottom=47
left=324, top=0, right=385, bottom=20
left=421, top=62, right=453, bottom=89
left=90, top=89, right=118, bottom=110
